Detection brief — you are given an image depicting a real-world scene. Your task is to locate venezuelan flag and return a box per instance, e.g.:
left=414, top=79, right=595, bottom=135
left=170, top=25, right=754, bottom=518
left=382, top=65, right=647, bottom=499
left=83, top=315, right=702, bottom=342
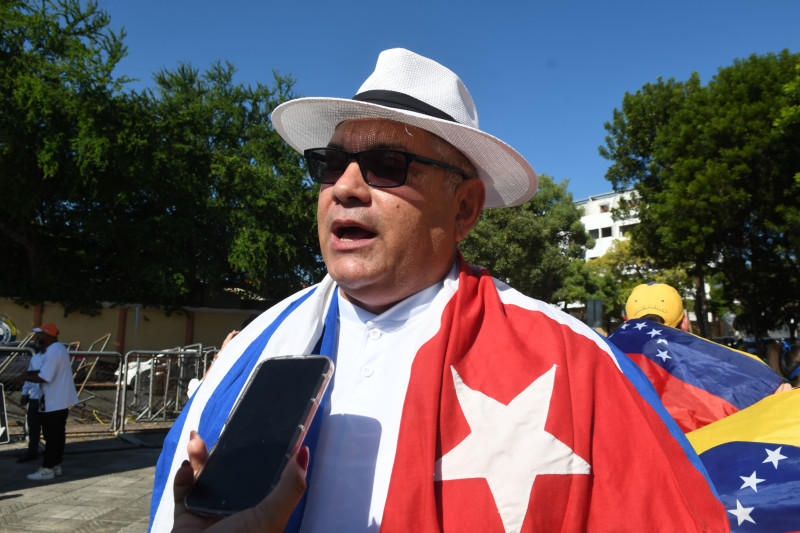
left=608, top=319, right=784, bottom=432
left=688, top=388, right=800, bottom=532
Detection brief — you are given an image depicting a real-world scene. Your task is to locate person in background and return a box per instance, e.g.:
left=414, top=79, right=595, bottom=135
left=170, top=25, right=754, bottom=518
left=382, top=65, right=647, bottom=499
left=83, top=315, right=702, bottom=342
left=766, top=340, right=800, bottom=389
left=17, top=347, right=45, bottom=463
left=625, top=282, right=793, bottom=395
left=16, top=323, right=79, bottom=480
left=625, top=281, right=690, bottom=331
left=151, top=48, right=727, bottom=531
left=611, top=282, right=787, bottom=434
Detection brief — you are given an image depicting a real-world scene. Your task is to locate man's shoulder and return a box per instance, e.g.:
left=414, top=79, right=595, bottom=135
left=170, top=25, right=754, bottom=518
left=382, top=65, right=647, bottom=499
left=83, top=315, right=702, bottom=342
left=466, top=268, right=610, bottom=348
left=44, top=342, right=69, bottom=358
left=238, top=278, right=333, bottom=338
left=489, top=277, right=592, bottom=329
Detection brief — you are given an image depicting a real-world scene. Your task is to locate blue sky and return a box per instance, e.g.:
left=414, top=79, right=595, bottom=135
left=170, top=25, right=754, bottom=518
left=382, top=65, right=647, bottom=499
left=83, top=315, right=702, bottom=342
left=100, top=0, right=800, bottom=201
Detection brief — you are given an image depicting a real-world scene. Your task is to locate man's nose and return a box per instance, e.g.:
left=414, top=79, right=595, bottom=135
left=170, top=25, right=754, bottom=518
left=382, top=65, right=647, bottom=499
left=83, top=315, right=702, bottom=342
left=331, top=160, right=371, bottom=202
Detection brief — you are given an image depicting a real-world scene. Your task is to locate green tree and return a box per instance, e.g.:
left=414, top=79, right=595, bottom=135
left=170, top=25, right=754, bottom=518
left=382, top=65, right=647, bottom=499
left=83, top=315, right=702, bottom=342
left=586, top=240, right=693, bottom=329
left=0, top=0, right=132, bottom=310
left=144, top=62, right=322, bottom=307
left=459, top=174, right=590, bottom=303
left=600, top=51, right=800, bottom=339
left=1, top=0, right=323, bottom=312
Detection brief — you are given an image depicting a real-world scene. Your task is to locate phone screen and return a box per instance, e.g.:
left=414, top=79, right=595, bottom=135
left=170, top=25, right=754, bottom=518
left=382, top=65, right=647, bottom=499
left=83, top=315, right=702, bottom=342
left=185, top=355, right=333, bottom=515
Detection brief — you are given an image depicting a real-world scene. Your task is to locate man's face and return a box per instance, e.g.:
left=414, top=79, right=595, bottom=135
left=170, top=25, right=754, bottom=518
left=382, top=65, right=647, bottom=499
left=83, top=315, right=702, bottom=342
left=32, top=332, right=48, bottom=351
left=317, top=119, right=484, bottom=314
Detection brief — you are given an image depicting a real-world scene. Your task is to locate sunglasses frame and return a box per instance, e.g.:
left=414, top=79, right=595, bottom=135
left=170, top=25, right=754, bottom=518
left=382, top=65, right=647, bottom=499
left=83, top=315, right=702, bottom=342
left=303, top=147, right=468, bottom=188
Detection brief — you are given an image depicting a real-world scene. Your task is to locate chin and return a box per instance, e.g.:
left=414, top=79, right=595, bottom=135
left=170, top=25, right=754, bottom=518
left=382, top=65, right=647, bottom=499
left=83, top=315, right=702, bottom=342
left=328, top=268, right=379, bottom=292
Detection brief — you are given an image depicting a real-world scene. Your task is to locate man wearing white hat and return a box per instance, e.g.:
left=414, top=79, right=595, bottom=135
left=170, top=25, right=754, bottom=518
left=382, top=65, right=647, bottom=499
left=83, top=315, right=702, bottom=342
left=151, top=49, right=727, bottom=532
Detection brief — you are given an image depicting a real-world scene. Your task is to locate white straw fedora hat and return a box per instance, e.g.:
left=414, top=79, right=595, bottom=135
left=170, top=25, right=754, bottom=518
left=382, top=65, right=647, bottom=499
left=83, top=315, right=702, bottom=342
left=271, top=48, right=537, bottom=208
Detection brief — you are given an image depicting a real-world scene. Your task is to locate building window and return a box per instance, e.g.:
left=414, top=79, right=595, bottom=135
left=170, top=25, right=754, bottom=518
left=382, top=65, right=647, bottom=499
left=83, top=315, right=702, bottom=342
left=620, top=224, right=636, bottom=236
left=589, top=229, right=599, bottom=239
left=599, top=204, right=610, bottom=213
left=601, top=227, right=612, bottom=238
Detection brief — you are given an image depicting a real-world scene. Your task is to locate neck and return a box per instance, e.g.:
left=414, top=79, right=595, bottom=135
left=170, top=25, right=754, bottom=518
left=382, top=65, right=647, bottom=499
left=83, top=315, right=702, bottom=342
left=339, top=291, right=398, bottom=315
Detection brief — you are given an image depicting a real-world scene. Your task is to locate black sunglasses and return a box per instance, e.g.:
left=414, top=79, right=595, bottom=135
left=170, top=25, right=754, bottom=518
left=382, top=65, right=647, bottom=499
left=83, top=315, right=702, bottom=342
left=303, top=147, right=468, bottom=188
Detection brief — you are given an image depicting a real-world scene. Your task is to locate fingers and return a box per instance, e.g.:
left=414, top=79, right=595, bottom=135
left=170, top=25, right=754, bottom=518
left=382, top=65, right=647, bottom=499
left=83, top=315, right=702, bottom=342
left=250, top=446, right=310, bottom=532
left=173, top=432, right=309, bottom=533
left=220, top=330, right=240, bottom=350
left=173, top=460, right=195, bottom=505
left=174, top=431, right=207, bottom=508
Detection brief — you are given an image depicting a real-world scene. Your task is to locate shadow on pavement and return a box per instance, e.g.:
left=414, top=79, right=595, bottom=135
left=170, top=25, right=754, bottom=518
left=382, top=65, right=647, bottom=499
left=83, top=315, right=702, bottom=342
left=0, top=430, right=167, bottom=493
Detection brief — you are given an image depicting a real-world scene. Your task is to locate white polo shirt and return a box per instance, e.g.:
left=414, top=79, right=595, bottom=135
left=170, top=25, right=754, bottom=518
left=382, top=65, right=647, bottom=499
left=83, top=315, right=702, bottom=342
left=37, top=341, right=79, bottom=412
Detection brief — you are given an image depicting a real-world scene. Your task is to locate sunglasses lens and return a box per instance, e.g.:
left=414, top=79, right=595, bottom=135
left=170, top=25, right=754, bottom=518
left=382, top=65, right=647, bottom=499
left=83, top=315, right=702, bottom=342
left=360, top=151, right=408, bottom=187
left=306, top=149, right=347, bottom=184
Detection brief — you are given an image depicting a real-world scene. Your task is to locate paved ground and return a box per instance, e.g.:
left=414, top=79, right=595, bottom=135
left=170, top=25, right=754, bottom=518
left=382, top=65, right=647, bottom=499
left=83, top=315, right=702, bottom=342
left=0, top=430, right=167, bottom=532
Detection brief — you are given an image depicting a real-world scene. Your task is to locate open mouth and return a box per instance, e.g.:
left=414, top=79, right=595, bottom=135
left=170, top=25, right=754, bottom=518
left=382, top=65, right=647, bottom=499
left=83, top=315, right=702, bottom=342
left=335, top=225, right=377, bottom=242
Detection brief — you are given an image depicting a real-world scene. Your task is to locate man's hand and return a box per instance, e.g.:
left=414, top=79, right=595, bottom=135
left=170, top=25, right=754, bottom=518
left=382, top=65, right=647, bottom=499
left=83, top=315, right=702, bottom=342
left=172, top=430, right=309, bottom=532
left=20, top=394, right=29, bottom=406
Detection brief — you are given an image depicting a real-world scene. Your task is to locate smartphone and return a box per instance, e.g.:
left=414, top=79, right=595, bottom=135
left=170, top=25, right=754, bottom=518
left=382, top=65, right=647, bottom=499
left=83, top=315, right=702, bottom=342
left=184, top=355, right=334, bottom=516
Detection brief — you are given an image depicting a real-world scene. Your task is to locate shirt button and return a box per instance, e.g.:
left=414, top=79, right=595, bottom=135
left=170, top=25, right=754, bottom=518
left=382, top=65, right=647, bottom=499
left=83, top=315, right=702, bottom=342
left=368, top=328, right=381, bottom=340
left=362, top=365, right=374, bottom=377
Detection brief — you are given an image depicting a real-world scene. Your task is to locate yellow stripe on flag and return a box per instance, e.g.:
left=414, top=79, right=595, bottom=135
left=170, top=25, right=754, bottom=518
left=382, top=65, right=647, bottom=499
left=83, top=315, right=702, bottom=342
left=687, top=388, right=800, bottom=454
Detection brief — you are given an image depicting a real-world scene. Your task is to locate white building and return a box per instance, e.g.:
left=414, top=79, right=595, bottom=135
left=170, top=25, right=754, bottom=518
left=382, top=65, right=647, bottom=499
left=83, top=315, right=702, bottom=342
left=575, top=190, right=639, bottom=260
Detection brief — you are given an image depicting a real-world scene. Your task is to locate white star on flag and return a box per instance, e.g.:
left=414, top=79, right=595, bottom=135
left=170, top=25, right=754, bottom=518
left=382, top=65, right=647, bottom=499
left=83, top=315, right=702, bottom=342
left=728, top=499, right=756, bottom=526
left=656, top=338, right=669, bottom=346
left=634, top=322, right=647, bottom=330
left=739, top=471, right=765, bottom=492
left=763, top=446, right=787, bottom=469
left=655, top=349, right=671, bottom=362
left=435, top=365, right=591, bottom=533
left=647, top=328, right=662, bottom=338
left=619, top=322, right=629, bottom=329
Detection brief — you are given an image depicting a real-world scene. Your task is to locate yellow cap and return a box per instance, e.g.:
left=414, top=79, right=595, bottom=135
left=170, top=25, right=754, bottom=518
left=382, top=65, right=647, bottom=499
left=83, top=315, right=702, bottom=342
left=625, top=283, right=684, bottom=328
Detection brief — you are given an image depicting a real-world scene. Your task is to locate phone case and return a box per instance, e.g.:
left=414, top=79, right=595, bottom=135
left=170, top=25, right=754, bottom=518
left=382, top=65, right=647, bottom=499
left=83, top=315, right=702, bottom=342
left=184, top=354, right=334, bottom=516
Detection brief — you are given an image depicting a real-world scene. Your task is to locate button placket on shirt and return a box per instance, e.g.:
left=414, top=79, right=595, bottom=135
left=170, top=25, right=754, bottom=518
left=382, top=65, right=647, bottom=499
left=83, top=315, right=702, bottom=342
left=362, top=322, right=383, bottom=378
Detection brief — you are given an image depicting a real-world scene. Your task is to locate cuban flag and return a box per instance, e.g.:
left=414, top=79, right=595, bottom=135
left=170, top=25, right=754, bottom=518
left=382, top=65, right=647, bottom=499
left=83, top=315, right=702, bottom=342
left=150, top=260, right=727, bottom=532
left=608, top=320, right=784, bottom=433
left=687, top=388, right=800, bottom=532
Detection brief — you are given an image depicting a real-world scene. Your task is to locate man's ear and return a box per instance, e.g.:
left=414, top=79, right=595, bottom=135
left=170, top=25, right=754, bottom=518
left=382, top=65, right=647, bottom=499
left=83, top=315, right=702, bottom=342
left=454, top=178, right=485, bottom=243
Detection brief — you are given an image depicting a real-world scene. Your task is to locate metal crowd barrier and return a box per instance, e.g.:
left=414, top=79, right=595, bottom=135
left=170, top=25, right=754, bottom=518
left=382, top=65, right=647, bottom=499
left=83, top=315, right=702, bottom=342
left=118, top=344, right=220, bottom=434
left=0, top=343, right=218, bottom=439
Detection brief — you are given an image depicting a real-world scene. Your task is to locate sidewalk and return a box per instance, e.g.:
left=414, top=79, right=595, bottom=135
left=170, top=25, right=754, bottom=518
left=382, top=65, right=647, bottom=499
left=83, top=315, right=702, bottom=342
left=0, top=430, right=167, bottom=532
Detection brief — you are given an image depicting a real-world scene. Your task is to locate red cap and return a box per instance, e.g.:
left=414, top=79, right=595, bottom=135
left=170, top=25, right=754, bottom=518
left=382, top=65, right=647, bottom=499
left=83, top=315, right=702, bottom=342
left=33, top=323, right=59, bottom=337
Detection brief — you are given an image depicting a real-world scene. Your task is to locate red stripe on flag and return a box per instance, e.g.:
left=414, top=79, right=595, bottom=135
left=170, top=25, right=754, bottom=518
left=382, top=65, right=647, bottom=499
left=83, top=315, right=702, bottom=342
left=627, top=352, right=739, bottom=433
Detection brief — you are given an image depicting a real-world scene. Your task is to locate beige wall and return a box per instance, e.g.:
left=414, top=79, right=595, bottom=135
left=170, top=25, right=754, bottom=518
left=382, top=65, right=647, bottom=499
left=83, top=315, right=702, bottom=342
left=0, top=299, right=261, bottom=354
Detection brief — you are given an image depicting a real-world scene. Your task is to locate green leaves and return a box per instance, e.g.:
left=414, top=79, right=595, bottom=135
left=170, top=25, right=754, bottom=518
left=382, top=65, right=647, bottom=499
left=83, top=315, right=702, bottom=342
left=460, top=174, right=590, bottom=304
left=1, top=0, right=322, bottom=312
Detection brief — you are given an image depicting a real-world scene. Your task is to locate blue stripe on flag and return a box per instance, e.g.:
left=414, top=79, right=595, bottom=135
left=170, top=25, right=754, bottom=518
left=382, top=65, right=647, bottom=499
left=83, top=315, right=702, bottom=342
left=284, top=291, right=339, bottom=532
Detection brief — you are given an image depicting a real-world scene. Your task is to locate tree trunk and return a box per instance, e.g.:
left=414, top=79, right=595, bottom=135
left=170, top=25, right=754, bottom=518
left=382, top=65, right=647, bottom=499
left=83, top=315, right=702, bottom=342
left=693, top=267, right=710, bottom=338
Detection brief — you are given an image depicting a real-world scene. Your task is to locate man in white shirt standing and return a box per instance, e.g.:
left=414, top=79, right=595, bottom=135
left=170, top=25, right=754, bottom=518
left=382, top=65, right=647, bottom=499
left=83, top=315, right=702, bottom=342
left=152, top=49, right=729, bottom=532
left=17, top=322, right=78, bottom=480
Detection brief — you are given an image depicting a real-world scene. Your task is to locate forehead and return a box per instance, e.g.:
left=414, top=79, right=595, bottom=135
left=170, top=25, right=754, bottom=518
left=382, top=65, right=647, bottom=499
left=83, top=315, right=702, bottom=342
left=328, top=119, right=437, bottom=153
